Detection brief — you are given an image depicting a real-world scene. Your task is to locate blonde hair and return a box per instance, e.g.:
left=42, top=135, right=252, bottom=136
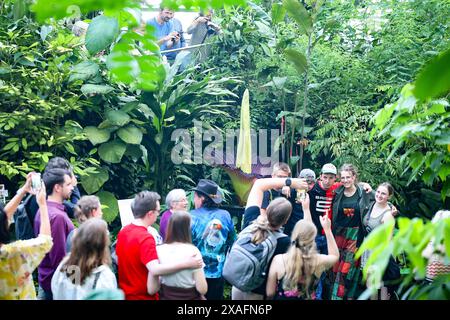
left=282, top=220, right=318, bottom=299
left=272, top=162, right=291, bottom=176
left=249, top=197, right=292, bottom=244
left=339, top=163, right=359, bottom=183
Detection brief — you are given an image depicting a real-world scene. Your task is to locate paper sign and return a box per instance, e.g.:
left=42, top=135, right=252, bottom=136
left=118, top=199, right=134, bottom=228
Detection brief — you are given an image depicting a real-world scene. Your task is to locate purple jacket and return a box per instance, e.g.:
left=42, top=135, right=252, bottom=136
left=34, top=201, right=74, bottom=291
left=159, top=209, right=173, bottom=242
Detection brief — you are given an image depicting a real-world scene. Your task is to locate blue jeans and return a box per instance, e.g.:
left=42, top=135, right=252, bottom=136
left=315, top=235, right=328, bottom=300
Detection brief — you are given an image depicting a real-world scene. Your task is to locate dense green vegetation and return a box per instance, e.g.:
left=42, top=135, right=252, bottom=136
left=0, top=0, right=448, bottom=299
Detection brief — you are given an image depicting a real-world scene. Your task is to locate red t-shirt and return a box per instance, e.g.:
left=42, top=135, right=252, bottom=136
left=116, top=224, right=159, bottom=300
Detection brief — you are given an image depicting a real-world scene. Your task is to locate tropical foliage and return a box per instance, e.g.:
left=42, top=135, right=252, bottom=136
left=0, top=0, right=449, bottom=300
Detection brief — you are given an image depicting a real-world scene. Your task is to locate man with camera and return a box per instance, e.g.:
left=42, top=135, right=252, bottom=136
left=187, top=9, right=221, bottom=62
left=147, top=7, right=185, bottom=63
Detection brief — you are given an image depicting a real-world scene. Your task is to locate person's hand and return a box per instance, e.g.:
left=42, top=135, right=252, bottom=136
left=187, top=252, right=203, bottom=269
left=391, top=205, right=398, bottom=217
left=208, top=21, right=220, bottom=30
left=291, top=178, right=308, bottom=191
left=362, top=182, right=372, bottom=193
left=320, top=214, right=331, bottom=231
left=281, top=186, right=291, bottom=198
left=36, top=182, right=47, bottom=208
left=21, top=172, right=34, bottom=194
left=299, top=192, right=310, bottom=211
left=71, top=174, right=78, bottom=187
left=164, top=32, right=178, bottom=42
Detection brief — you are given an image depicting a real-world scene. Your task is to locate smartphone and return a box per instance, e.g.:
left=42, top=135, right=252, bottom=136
left=31, top=173, right=42, bottom=193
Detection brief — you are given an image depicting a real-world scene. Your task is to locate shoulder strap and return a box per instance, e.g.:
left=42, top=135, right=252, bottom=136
left=23, top=194, right=33, bottom=205
left=274, top=231, right=288, bottom=240
left=366, top=202, right=376, bottom=220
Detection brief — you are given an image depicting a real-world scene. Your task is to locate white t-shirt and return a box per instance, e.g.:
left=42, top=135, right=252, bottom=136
left=157, top=243, right=203, bottom=288
left=51, top=257, right=117, bottom=300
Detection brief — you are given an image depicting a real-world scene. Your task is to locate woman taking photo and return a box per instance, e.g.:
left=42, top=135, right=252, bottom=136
left=230, top=177, right=309, bottom=300
left=266, top=193, right=339, bottom=300
left=0, top=173, right=52, bottom=299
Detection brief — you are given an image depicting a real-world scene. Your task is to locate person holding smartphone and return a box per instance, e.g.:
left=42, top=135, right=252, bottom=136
left=0, top=173, right=53, bottom=299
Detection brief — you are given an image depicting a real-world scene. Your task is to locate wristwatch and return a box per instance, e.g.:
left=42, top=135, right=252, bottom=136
left=285, top=178, right=292, bottom=187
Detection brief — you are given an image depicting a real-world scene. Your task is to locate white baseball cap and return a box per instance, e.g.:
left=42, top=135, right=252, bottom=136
left=321, top=163, right=337, bottom=175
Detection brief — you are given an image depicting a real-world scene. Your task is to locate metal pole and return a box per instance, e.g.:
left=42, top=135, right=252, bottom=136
left=159, top=42, right=212, bottom=54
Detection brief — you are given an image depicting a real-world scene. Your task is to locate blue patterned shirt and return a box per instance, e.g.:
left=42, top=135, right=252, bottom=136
left=190, top=207, right=236, bottom=278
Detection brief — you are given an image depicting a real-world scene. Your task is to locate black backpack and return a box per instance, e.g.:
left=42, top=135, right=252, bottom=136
left=13, top=194, right=36, bottom=240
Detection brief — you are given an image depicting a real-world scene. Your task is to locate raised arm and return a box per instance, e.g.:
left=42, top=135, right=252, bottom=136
left=319, top=215, right=339, bottom=264
left=187, top=16, right=207, bottom=34
left=246, top=178, right=308, bottom=209
left=299, top=192, right=312, bottom=223
left=3, top=172, right=33, bottom=219
left=36, top=184, right=50, bottom=236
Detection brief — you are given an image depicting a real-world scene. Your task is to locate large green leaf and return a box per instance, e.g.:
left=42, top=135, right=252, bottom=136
left=32, top=0, right=129, bottom=22
left=284, top=48, right=307, bottom=74
left=106, top=110, right=130, bottom=126
left=83, top=126, right=111, bottom=145
left=81, top=84, right=114, bottom=95
left=13, top=0, right=27, bottom=20
left=96, top=191, right=119, bottom=223
left=85, top=15, right=119, bottom=56
left=117, top=125, right=143, bottom=145
left=282, top=0, right=312, bottom=35
left=98, top=140, right=127, bottom=163
left=32, top=0, right=246, bottom=22
left=271, top=2, right=286, bottom=24
left=81, top=167, right=109, bottom=194
left=69, top=61, right=100, bottom=83
left=124, top=144, right=143, bottom=162
left=254, top=21, right=274, bottom=37
left=414, top=48, right=450, bottom=101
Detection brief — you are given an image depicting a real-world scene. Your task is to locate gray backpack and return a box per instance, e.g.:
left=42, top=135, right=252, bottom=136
left=223, top=225, right=286, bottom=292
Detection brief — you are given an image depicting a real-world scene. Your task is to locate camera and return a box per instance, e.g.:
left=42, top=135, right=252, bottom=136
left=206, top=22, right=217, bottom=35
left=171, top=32, right=180, bottom=41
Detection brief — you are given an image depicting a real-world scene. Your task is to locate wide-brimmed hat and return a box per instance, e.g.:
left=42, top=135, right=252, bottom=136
left=193, top=179, right=223, bottom=204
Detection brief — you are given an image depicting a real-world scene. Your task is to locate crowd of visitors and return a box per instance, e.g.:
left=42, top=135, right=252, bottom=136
left=0, top=155, right=447, bottom=301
